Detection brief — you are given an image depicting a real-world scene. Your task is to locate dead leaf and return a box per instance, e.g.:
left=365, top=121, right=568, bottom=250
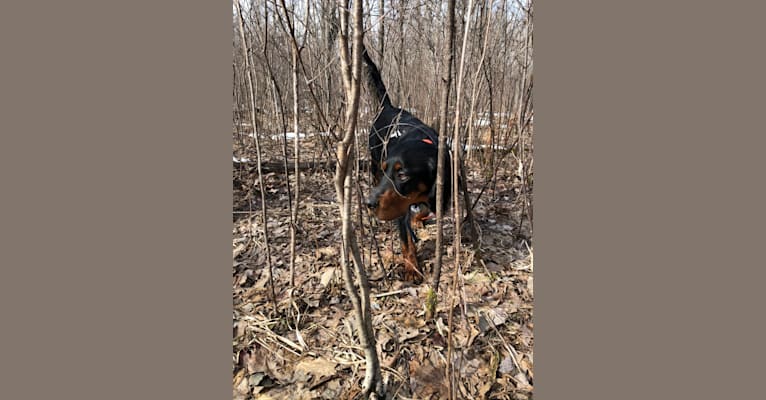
left=233, top=321, right=246, bottom=340
left=498, top=356, right=515, bottom=374
left=233, top=368, right=249, bottom=397
left=489, top=308, right=508, bottom=326
left=409, top=353, right=447, bottom=399
left=435, top=317, right=447, bottom=337
left=378, top=330, right=394, bottom=352
left=249, top=372, right=265, bottom=387
left=461, top=357, right=482, bottom=376
left=315, top=246, right=338, bottom=260
left=400, top=326, right=420, bottom=341
left=514, top=371, right=532, bottom=391
left=519, top=355, right=534, bottom=379
left=466, top=325, right=481, bottom=347
left=479, top=308, right=509, bottom=334
left=294, top=357, right=337, bottom=384
left=319, top=267, right=336, bottom=287
left=233, top=368, right=246, bottom=387
left=233, top=243, right=247, bottom=259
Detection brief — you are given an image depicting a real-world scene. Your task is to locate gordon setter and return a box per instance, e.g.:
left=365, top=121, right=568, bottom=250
left=362, top=47, right=451, bottom=282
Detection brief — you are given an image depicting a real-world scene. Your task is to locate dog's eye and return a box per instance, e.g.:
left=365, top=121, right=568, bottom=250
left=397, top=171, right=409, bottom=182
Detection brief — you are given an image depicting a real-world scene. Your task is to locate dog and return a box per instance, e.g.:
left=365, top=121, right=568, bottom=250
left=362, top=47, right=451, bottom=282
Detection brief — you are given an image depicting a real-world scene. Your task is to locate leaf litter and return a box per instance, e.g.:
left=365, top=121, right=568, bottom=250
left=233, top=141, right=533, bottom=399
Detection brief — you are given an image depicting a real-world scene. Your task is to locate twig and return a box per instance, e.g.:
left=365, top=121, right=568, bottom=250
left=371, top=289, right=407, bottom=298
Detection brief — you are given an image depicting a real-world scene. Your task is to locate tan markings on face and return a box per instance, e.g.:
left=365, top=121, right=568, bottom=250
left=373, top=183, right=430, bottom=221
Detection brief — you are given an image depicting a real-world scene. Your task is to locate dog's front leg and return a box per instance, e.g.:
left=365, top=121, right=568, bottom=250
left=397, top=216, right=422, bottom=282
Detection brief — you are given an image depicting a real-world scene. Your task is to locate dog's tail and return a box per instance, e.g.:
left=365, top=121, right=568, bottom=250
left=362, top=46, right=392, bottom=109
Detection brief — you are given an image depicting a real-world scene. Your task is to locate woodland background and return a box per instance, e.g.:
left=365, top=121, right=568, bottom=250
left=232, top=0, right=533, bottom=398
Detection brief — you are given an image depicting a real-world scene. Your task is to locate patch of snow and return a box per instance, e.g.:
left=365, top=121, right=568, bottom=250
left=463, top=144, right=510, bottom=151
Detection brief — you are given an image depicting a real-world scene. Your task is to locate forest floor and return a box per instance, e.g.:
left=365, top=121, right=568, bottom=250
left=233, top=131, right=533, bottom=400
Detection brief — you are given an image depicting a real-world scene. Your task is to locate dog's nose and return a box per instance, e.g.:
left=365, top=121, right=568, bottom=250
left=365, top=197, right=378, bottom=209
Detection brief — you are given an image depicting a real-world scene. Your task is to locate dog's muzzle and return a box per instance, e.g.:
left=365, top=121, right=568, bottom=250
left=365, top=195, right=379, bottom=209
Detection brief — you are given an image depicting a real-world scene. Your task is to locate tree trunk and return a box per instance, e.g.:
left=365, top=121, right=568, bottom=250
left=377, top=0, right=385, bottom=61
left=334, top=0, right=383, bottom=396
left=234, top=0, right=277, bottom=312
left=432, top=0, right=456, bottom=294
left=446, top=1, right=476, bottom=397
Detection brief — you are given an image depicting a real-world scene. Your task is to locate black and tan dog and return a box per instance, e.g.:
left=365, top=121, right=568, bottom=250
left=362, top=48, right=451, bottom=282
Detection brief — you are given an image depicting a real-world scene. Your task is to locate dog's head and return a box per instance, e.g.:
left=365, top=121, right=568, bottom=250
left=366, top=143, right=438, bottom=221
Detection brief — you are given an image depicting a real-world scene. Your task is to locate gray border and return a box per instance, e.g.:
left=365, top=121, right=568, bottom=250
left=0, top=2, right=231, bottom=398
left=536, top=1, right=766, bottom=398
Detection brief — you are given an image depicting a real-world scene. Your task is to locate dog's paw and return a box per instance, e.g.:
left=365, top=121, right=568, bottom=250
left=402, top=255, right=423, bottom=283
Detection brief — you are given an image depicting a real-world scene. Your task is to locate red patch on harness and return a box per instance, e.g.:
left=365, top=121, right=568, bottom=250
left=422, top=138, right=433, bottom=145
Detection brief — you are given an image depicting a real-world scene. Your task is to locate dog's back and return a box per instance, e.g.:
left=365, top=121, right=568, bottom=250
left=362, top=48, right=450, bottom=211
